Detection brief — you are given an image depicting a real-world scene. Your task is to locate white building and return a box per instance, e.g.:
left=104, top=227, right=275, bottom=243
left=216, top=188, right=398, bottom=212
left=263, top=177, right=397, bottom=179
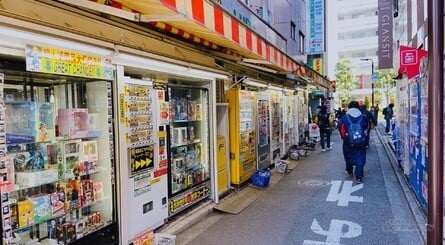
left=326, top=0, right=379, bottom=105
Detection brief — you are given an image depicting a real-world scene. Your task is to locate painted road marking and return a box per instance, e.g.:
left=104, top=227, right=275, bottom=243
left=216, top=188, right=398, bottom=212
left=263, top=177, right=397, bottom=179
left=303, top=219, right=362, bottom=245
left=326, top=181, right=363, bottom=206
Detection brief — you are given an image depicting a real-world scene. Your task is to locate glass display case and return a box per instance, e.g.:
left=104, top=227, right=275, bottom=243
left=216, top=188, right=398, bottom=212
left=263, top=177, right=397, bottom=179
left=167, top=85, right=210, bottom=216
left=0, top=70, right=116, bottom=245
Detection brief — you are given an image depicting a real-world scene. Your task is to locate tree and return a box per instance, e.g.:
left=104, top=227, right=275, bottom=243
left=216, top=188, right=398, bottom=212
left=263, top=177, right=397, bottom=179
left=334, top=59, right=358, bottom=106
left=374, top=69, right=395, bottom=105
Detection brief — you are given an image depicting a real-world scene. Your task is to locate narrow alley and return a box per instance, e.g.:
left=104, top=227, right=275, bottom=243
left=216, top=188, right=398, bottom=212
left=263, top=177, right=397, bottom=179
left=170, top=123, right=426, bottom=245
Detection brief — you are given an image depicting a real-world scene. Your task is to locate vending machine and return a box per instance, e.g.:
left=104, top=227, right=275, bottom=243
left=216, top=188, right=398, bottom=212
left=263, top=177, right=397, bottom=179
left=256, top=91, right=271, bottom=170
left=269, top=90, right=282, bottom=162
left=166, top=85, right=211, bottom=216
left=117, top=77, right=169, bottom=243
left=225, top=89, right=257, bottom=185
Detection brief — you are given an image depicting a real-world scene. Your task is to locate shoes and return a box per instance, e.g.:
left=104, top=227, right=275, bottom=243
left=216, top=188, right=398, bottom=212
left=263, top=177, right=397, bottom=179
left=345, top=170, right=353, bottom=177
left=327, top=147, right=332, bottom=151
left=322, top=149, right=326, bottom=152
left=355, top=178, right=363, bottom=183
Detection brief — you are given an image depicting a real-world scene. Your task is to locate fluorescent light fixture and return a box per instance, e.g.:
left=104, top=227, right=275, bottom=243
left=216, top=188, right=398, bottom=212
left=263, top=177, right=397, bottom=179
left=114, top=53, right=228, bottom=80
left=283, top=88, right=295, bottom=93
left=58, top=0, right=140, bottom=21
left=241, top=59, right=273, bottom=65
left=268, top=85, right=283, bottom=91
left=244, top=79, right=267, bottom=87
left=238, top=62, right=278, bottom=74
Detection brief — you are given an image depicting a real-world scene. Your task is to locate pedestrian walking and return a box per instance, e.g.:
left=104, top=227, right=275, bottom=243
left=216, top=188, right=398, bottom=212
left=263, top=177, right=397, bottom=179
left=316, top=105, right=332, bottom=152
left=383, top=103, right=394, bottom=134
left=338, top=101, right=369, bottom=183
left=374, top=103, right=380, bottom=123
left=360, top=104, right=376, bottom=147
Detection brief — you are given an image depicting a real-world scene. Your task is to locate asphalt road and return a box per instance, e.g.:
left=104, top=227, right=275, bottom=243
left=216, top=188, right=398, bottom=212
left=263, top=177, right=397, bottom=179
left=176, top=125, right=425, bottom=245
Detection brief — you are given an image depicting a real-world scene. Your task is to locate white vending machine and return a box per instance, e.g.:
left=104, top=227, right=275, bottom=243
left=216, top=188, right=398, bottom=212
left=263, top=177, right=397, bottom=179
left=116, top=76, right=169, bottom=244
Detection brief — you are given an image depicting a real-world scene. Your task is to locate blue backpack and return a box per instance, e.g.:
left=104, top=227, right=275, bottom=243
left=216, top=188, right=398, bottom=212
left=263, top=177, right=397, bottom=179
left=345, top=115, right=366, bottom=148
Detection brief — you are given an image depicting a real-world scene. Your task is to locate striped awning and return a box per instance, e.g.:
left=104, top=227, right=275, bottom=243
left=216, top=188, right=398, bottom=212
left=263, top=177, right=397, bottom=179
left=88, top=0, right=302, bottom=74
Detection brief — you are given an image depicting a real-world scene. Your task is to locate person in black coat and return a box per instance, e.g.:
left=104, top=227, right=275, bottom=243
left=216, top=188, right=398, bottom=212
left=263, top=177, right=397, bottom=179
left=360, top=104, right=376, bottom=147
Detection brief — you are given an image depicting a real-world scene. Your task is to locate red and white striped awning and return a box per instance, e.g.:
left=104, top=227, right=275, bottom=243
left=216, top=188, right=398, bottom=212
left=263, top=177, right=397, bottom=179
left=89, top=0, right=301, bottom=74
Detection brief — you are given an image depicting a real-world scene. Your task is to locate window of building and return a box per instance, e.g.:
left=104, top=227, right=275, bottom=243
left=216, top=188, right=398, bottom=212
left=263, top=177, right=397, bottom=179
left=291, top=22, right=296, bottom=40
left=299, top=31, right=305, bottom=53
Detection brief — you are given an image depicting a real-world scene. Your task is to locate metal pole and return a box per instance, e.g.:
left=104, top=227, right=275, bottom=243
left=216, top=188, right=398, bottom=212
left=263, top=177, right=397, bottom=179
left=427, top=0, right=444, bottom=243
left=371, top=61, right=374, bottom=107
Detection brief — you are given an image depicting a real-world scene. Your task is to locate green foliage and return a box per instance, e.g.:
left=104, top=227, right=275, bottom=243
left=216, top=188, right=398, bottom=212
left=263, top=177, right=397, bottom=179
left=374, top=69, right=395, bottom=104
left=364, top=96, right=370, bottom=109
left=334, top=59, right=358, bottom=105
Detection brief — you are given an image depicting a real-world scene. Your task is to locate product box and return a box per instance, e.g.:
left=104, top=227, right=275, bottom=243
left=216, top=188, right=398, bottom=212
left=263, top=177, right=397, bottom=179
left=50, top=192, right=65, bottom=217
left=172, top=127, right=188, bottom=146
left=57, top=108, right=90, bottom=139
left=15, top=169, right=58, bottom=188
left=11, top=143, right=48, bottom=171
left=65, top=179, right=81, bottom=209
left=17, top=199, right=34, bottom=228
left=81, top=140, right=98, bottom=162
left=92, top=182, right=103, bottom=201
left=6, top=102, right=55, bottom=143
left=46, top=142, right=58, bottom=170
left=57, top=140, right=82, bottom=178
left=173, top=98, right=188, bottom=121
left=31, top=194, right=52, bottom=223
left=80, top=179, right=93, bottom=206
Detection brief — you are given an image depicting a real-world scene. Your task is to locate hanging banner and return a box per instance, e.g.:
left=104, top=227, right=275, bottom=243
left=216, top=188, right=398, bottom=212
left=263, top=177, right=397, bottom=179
left=25, top=44, right=114, bottom=80
left=377, top=0, right=393, bottom=69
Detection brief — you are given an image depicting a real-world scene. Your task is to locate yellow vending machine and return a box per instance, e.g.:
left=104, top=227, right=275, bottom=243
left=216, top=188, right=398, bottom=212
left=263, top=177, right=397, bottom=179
left=225, top=89, right=257, bottom=185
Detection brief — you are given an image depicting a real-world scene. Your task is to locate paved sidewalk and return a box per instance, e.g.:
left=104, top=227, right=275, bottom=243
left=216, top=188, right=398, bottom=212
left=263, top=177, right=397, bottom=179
left=158, top=122, right=426, bottom=245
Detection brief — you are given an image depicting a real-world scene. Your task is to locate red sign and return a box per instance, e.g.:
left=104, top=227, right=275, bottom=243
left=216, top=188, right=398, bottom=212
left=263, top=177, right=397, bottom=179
left=399, top=45, right=428, bottom=79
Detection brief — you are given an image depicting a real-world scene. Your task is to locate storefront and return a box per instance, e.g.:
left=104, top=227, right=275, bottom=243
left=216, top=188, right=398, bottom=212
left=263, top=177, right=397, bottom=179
left=112, top=52, right=227, bottom=243
left=0, top=25, right=118, bottom=245
left=0, top=20, right=228, bottom=245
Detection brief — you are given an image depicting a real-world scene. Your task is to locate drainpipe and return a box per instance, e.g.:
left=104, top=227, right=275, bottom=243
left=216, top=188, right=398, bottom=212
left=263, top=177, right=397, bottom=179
left=427, top=0, right=444, bottom=244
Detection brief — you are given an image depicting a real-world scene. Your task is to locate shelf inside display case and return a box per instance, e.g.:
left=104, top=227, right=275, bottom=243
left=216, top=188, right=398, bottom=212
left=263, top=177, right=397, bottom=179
left=0, top=72, right=115, bottom=245
left=168, top=86, right=210, bottom=198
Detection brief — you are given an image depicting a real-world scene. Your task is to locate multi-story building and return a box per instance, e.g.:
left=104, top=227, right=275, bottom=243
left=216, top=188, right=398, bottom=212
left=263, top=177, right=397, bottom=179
left=326, top=0, right=379, bottom=105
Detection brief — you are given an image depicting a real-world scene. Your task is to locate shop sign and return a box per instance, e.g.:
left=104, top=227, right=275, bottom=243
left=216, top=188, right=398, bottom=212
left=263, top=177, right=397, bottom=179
left=25, top=44, right=114, bottom=80
left=308, top=0, right=324, bottom=54
left=129, top=144, right=155, bottom=176
left=169, top=183, right=210, bottom=215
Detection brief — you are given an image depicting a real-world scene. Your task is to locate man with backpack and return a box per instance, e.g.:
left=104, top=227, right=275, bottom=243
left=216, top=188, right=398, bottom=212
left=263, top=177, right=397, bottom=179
left=338, top=101, right=369, bottom=183
left=316, top=105, right=332, bottom=152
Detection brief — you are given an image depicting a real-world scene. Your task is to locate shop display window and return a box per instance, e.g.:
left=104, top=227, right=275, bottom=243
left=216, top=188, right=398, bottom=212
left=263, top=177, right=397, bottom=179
left=0, top=70, right=115, bottom=245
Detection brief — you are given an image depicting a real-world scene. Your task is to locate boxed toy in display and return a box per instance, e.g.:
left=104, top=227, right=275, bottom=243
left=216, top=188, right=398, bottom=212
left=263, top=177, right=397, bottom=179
left=17, top=199, right=34, bottom=228
left=57, top=140, right=82, bottom=178
left=5, top=102, right=55, bottom=143
left=31, top=194, right=52, bottom=223
left=15, top=169, right=58, bottom=188
left=57, top=108, right=90, bottom=139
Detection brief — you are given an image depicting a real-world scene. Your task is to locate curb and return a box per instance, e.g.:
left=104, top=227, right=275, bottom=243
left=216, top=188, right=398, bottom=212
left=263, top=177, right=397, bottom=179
left=156, top=200, right=215, bottom=235
left=375, top=128, right=427, bottom=243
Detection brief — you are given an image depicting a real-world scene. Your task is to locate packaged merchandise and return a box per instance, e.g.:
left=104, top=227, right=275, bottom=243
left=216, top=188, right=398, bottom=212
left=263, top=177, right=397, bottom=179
left=5, top=102, right=55, bottom=143
left=57, top=108, right=90, bottom=139
left=92, top=182, right=103, bottom=201
left=17, top=199, right=34, bottom=228
left=31, top=194, right=52, bottom=223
